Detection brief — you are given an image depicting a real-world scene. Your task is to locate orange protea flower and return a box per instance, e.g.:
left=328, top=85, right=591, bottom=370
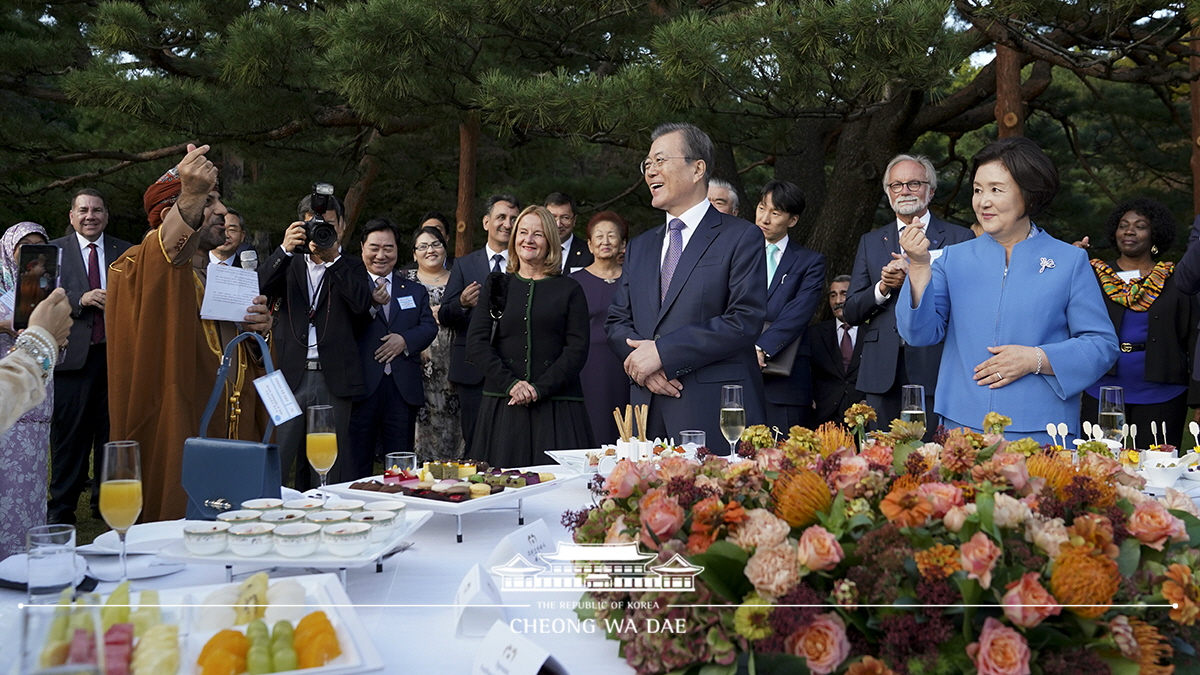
left=914, top=543, right=963, bottom=580
left=1162, top=563, right=1200, bottom=626
left=846, top=656, right=898, bottom=675
left=771, top=468, right=832, bottom=528
left=892, top=473, right=930, bottom=492
left=879, top=487, right=934, bottom=528
left=814, top=422, right=855, bottom=458
left=1064, top=513, right=1120, bottom=559
left=1026, top=453, right=1074, bottom=494
left=1050, top=548, right=1121, bottom=618
left=1067, top=473, right=1118, bottom=509
left=1126, top=617, right=1174, bottom=675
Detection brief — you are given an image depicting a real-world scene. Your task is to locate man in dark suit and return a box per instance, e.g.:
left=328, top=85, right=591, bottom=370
left=809, top=275, right=865, bottom=426
left=209, top=208, right=249, bottom=267
left=48, top=188, right=132, bottom=524
left=752, top=180, right=826, bottom=431
left=545, top=192, right=593, bottom=273
left=606, top=122, right=767, bottom=451
left=843, top=154, right=974, bottom=430
left=260, top=192, right=374, bottom=489
left=438, top=194, right=521, bottom=458
left=348, top=219, right=437, bottom=478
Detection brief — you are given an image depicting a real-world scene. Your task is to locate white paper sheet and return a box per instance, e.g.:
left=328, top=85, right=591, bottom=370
left=199, top=262, right=260, bottom=322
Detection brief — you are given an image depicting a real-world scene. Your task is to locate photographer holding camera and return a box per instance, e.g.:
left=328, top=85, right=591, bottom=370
left=260, top=185, right=375, bottom=489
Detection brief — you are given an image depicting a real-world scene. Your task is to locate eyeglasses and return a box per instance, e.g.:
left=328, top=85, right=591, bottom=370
left=886, top=180, right=930, bottom=193
left=414, top=241, right=445, bottom=252
left=640, top=156, right=694, bottom=175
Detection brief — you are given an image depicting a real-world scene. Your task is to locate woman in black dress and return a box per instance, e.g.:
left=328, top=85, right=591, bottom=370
left=571, top=211, right=630, bottom=443
left=467, top=205, right=594, bottom=467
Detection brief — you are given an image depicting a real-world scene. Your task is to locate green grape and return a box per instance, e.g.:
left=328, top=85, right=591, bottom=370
left=271, top=620, right=294, bottom=644
left=246, top=645, right=273, bottom=675
left=273, top=646, right=298, bottom=672
left=247, top=620, right=269, bottom=644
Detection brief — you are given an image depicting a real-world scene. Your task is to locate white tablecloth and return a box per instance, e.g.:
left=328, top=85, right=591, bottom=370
left=0, top=479, right=637, bottom=675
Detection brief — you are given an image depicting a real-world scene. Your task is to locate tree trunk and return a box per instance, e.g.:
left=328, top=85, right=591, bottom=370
left=710, top=141, right=745, bottom=216
left=456, top=112, right=480, bottom=258
left=341, top=129, right=382, bottom=241
left=775, top=118, right=836, bottom=235
left=995, top=45, right=1024, bottom=138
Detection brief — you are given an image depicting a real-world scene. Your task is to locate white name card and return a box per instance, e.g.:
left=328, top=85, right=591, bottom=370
left=484, top=518, right=554, bottom=575
left=454, top=563, right=507, bottom=638
left=253, top=370, right=302, bottom=424
left=471, top=620, right=568, bottom=675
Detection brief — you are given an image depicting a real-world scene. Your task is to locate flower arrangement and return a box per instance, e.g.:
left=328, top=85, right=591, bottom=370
left=561, top=408, right=1200, bottom=675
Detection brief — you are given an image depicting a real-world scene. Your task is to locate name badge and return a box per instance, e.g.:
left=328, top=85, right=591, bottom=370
left=253, top=371, right=302, bottom=424
left=1116, top=270, right=1141, bottom=283
left=397, top=295, right=416, bottom=310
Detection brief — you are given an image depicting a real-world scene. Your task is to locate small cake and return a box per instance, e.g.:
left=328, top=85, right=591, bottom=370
left=538, top=473, right=555, bottom=483
left=469, top=483, right=489, bottom=499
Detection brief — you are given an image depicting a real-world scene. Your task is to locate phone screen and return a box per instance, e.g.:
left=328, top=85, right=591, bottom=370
left=14, top=244, right=62, bottom=330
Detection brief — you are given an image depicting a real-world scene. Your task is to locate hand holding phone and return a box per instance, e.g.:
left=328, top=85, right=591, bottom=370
left=14, top=244, right=61, bottom=330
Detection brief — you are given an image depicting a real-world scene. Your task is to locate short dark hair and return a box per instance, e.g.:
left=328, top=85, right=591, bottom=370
left=970, top=137, right=1059, bottom=219
left=585, top=211, right=629, bottom=241
left=651, top=122, right=714, bottom=184
left=297, top=192, right=345, bottom=222
left=832, top=274, right=851, bottom=285
left=360, top=217, right=401, bottom=246
left=412, top=224, right=447, bottom=250
left=419, top=210, right=451, bottom=233
left=225, top=207, right=245, bottom=230
left=759, top=180, right=806, bottom=218
left=71, top=188, right=107, bottom=211
left=483, top=194, right=522, bottom=218
left=1103, top=198, right=1177, bottom=258
left=544, top=192, right=577, bottom=213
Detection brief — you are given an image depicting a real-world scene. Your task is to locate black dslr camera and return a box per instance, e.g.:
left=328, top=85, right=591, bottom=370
left=295, top=182, right=339, bottom=254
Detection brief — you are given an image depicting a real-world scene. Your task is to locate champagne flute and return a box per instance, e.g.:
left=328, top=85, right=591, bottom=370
left=719, top=385, right=745, bottom=457
left=900, top=384, right=926, bottom=432
left=306, top=405, right=338, bottom=488
left=99, top=440, right=142, bottom=584
left=1098, top=386, right=1125, bottom=443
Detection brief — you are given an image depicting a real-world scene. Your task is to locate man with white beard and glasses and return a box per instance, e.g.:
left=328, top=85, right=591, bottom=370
left=841, top=154, right=974, bottom=431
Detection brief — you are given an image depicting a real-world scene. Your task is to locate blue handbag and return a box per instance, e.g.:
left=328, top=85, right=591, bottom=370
left=182, top=332, right=282, bottom=519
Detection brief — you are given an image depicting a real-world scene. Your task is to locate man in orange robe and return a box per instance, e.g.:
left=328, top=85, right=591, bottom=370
left=107, top=144, right=272, bottom=521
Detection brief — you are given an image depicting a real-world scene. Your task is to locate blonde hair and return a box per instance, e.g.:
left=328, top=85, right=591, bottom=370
left=507, top=205, right=562, bottom=276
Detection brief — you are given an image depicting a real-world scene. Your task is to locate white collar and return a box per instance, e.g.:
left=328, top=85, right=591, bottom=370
left=665, top=198, right=712, bottom=230
left=75, top=231, right=104, bottom=251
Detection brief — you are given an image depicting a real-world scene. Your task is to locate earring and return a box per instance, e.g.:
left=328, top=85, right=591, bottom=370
left=1152, top=245, right=1159, bottom=255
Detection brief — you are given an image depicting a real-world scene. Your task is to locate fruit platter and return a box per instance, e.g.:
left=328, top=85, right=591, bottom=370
left=20, top=572, right=381, bottom=675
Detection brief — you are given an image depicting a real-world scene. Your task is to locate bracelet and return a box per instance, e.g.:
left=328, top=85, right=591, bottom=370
left=1034, top=346, right=1043, bottom=375
left=12, top=331, right=56, bottom=379
left=22, top=326, right=57, bottom=362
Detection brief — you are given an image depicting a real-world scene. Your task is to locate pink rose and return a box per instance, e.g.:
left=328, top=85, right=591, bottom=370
left=860, top=443, right=893, bottom=468
left=1023, top=516, right=1068, bottom=559
left=960, top=532, right=1002, bottom=589
left=943, top=503, right=976, bottom=533
left=1128, top=500, right=1188, bottom=551
left=744, top=541, right=800, bottom=600
left=994, top=452, right=1029, bottom=493
left=605, top=515, right=634, bottom=545
left=992, top=493, right=1032, bottom=529
left=917, top=482, right=965, bottom=518
left=605, top=459, right=640, bottom=498
left=1001, top=572, right=1061, bottom=628
left=833, top=456, right=870, bottom=491
left=1163, top=488, right=1200, bottom=519
left=755, top=446, right=787, bottom=472
left=797, top=525, right=844, bottom=572
left=656, top=456, right=698, bottom=481
left=729, top=508, right=791, bottom=550
left=967, top=617, right=1031, bottom=675
left=637, top=487, right=685, bottom=550
left=785, top=613, right=851, bottom=675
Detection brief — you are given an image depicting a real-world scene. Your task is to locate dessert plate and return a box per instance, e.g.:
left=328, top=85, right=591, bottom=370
left=82, top=520, right=187, bottom=555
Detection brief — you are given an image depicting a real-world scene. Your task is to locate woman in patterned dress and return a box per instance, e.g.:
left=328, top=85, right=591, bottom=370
left=405, top=225, right=464, bottom=461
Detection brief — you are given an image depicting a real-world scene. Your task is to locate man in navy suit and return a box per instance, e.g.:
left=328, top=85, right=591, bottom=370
left=606, top=122, right=767, bottom=451
left=348, top=219, right=437, bottom=478
left=752, top=180, right=826, bottom=431
left=438, top=194, right=521, bottom=458
left=545, top=192, right=593, bottom=273
left=843, top=154, right=974, bottom=430
left=809, top=275, right=865, bottom=425
left=48, top=189, right=131, bottom=524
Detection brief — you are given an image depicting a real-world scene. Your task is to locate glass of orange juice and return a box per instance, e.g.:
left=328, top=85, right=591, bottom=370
left=307, top=405, right=338, bottom=488
left=100, top=440, right=142, bottom=583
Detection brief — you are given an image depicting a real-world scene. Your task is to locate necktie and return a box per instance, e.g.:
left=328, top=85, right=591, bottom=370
left=840, top=323, right=853, bottom=370
left=87, top=243, right=104, bottom=344
left=660, top=218, right=686, bottom=302
left=381, top=278, right=391, bottom=321
left=491, top=253, right=504, bottom=273
left=766, top=243, right=779, bottom=287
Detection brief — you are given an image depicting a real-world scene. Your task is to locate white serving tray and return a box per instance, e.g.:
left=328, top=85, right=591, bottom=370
left=544, top=449, right=601, bottom=474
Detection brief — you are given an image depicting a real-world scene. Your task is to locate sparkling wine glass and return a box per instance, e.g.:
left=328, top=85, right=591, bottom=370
left=99, top=440, right=142, bottom=584
left=306, top=405, right=338, bottom=488
left=1098, top=386, right=1125, bottom=443
left=719, top=385, right=745, bottom=457
left=900, top=384, right=926, bottom=432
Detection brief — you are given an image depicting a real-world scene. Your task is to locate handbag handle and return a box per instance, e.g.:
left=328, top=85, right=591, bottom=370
left=197, top=332, right=276, bottom=443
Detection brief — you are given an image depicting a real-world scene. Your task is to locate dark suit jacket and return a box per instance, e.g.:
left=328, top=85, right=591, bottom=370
left=842, top=215, right=973, bottom=393
left=260, top=248, right=374, bottom=398
left=438, top=247, right=496, bottom=386
left=563, top=235, right=593, bottom=271
left=759, top=238, right=826, bottom=406
left=356, top=272, right=438, bottom=406
left=52, top=232, right=132, bottom=371
left=808, top=319, right=865, bottom=425
left=605, top=205, right=767, bottom=444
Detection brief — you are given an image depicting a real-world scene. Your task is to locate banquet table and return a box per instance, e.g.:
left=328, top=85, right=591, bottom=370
left=0, top=477, right=638, bottom=675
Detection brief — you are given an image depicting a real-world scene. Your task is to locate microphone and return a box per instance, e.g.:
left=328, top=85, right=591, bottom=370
left=239, top=250, right=258, bottom=271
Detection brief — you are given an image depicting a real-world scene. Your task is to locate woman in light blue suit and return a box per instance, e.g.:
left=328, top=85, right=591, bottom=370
left=896, top=137, right=1118, bottom=443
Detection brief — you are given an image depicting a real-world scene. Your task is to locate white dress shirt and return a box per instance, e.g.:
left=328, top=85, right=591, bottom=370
left=75, top=232, right=107, bottom=289
left=659, top=199, right=711, bottom=267
left=560, top=234, right=575, bottom=272
left=303, top=250, right=341, bottom=360
left=209, top=250, right=231, bottom=266
left=874, top=210, right=932, bottom=305
left=485, top=243, right=509, bottom=272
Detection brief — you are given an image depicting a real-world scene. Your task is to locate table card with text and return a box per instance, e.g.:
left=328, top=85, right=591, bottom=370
left=484, top=518, right=554, bottom=575
left=454, top=563, right=507, bottom=637
left=471, top=620, right=568, bottom=675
